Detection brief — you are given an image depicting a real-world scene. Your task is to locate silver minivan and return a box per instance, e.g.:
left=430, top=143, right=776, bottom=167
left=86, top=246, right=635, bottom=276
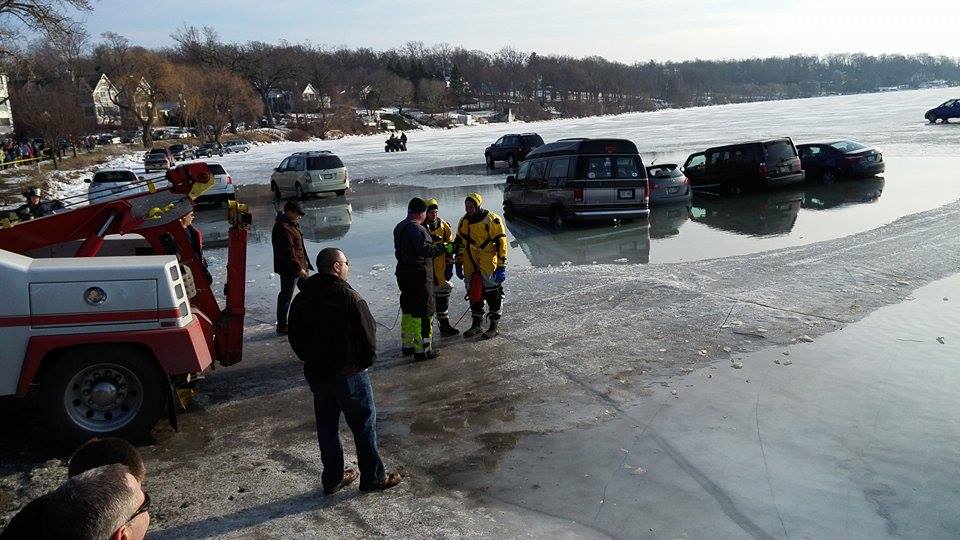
left=502, top=138, right=650, bottom=228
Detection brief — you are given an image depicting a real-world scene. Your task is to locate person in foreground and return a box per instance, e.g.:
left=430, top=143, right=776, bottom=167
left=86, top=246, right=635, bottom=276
left=39, top=464, right=150, bottom=540
left=1, top=437, right=146, bottom=539
left=288, top=247, right=403, bottom=494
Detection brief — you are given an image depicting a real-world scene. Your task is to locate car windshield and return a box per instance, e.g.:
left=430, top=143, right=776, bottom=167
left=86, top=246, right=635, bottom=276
left=764, top=141, right=797, bottom=162
left=92, top=171, right=136, bottom=183
left=829, top=140, right=868, bottom=153
left=208, top=164, right=226, bottom=175
left=306, top=156, right=344, bottom=170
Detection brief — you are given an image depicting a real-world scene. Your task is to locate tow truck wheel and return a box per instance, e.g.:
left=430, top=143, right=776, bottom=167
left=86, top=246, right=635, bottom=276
left=42, top=346, right=167, bottom=445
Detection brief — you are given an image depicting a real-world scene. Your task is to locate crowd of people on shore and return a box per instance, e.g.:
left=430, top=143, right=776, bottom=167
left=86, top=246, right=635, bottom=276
left=0, top=139, right=44, bottom=166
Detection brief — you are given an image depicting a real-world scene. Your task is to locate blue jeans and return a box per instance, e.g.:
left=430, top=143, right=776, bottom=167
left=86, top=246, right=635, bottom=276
left=309, top=371, right=386, bottom=491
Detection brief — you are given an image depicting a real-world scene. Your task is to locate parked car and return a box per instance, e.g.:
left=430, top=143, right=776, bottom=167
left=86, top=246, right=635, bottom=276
left=197, top=142, right=224, bottom=157
left=85, top=169, right=147, bottom=203
left=682, top=138, right=804, bottom=194
left=167, top=144, right=196, bottom=161
left=485, top=133, right=544, bottom=168
left=645, top=164, right=692, bottom=205
left=194, top=163, right=236, bottom=205
left=144, top=148, right=173, bottom=173
left=797, top=140, right=884, bottom=184
left=97, top=134, right=121, bottom=145
left=503, top=138, right=649, bottom=228
left=925, top=99, right=960, bottom=123
left=223, top=139, right=251, bottom=153
left=270, top=150, right=349, bottom=199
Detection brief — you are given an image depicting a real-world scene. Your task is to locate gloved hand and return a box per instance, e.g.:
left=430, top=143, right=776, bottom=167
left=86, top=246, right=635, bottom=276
left=493, top=266, right=507, bottom=283
left=455, top=263, right=464, bottom=280
left=444, top=242, right=455, bottom=254
left=444, top=265, right=453, bottom=281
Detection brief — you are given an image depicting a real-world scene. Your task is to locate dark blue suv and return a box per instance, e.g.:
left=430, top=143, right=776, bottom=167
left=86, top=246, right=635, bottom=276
left=925, top=99, right=960, bottom=123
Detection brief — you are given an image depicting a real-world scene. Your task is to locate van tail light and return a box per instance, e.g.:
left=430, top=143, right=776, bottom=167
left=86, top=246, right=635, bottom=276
left=574, top=188, right=584, bottom=202
left=226, top=175, right=233, bottom=184
left=758, top=162, right=768, bottom=177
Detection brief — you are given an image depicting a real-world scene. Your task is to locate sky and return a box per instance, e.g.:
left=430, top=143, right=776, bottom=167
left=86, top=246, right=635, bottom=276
left=74, top=0, right=960, bottom=62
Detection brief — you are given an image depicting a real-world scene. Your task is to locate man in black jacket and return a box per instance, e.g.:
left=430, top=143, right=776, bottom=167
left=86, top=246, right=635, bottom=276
left=288, top=247, right=402, bottom=495
left=393, top=197, right=450, bottom=361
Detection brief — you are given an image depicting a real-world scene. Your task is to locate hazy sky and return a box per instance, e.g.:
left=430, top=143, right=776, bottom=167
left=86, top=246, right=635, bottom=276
left=78, top=0, right=960, bottom=62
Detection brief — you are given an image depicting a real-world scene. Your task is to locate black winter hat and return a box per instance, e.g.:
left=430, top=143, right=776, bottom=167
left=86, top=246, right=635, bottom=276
left=283, top=201, right=305, bottom=215
left=407, top=197, right=427, bottom=214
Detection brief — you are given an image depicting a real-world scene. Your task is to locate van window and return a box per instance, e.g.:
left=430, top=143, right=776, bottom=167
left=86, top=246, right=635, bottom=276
left=306, top=155, right=344, bottom=170
left=685, top=154, right=706, bottom=170
left=208, top=164, right=227, bottom=175
left=580, top=156, right=642, bottom=179
left=515, top=161, right=530, bottom=182
left=277, top=158, right=290, bottom=170
left=585, top=156, right=614, bottom=179
left=547, top=158, right=569, bottom=187
left=527, top=160, right=547, bottom=185
left=764, top=141, right=797, bottom=162
left=286, top=157, right=304, bottom=171
left=615, top=157, right=641, bottom=178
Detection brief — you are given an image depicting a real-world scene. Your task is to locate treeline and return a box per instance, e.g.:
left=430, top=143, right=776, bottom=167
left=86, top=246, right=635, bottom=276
left=5, top=20, right=960, bottom=152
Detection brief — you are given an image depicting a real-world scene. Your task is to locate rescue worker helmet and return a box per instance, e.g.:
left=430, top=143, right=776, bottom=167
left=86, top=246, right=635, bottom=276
left=425, top=198, right=439, bottom=211
left=23, top=187, right=41, bottom=198
left=466, top=193, right=483, bottom=208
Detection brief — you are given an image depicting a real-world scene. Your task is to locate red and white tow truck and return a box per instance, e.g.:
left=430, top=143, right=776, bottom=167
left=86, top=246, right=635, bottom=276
left=0, top=163, right=249, bottom=444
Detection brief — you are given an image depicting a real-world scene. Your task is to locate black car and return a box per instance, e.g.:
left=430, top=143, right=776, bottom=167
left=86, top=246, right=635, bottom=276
left=167, top=144, right=196, bottom=161
left=197, top=142, right=224, bottom=157
left=925, top=99, right=960, bottom=123
left=797, top=140, right=884, bottom=184
left=485, top=133, right=544, bottom=168
left=682, top=138, right=804, bottom=194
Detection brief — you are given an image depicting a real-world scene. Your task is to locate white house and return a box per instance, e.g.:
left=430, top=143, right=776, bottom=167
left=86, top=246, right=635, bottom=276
left=91, top=73, right=121, bottom=126
left=302, top=84, right=331, bottom=110
left=0, top=73, right=13, bottom=135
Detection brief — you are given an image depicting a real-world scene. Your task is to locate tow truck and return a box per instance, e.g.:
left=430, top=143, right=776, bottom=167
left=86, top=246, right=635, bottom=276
left=0, top=163, right=250, bottom=444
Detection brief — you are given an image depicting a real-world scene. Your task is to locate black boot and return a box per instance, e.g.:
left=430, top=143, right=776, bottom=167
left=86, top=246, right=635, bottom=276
left=481, top=319, right=499, bottom=340
left=438, top=317, right=459, bottom=337
left=401, top=347, right=415, bottom=356
left=414, top=349, right=439, bottom=361
left=463, top=317, right=484, bottom=338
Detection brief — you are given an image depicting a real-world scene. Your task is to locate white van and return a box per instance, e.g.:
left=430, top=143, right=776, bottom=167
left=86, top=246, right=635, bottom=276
left=270, top=151, right=349, bottom=199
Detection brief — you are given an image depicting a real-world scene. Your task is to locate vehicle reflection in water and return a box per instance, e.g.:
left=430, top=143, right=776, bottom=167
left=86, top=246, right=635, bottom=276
left=690, top=189, right=804, bottom=236
left=420, top=163, right=513, bottom=177
left=802, top=177, right=884, bottom=210
left=506, top=217, right=650, bottom=267
left=649, top=203, right=691, bottom=239
left=296, top=198, right=353, bottom=242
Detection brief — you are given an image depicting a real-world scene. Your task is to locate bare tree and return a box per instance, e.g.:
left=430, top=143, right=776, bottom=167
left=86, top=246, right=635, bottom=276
left=382, top=73, right=414, bottom=114
left=189, top=68, right=260, bottom=143
left=11, top=79, right=88, bottom=167
left=0, top=0, right=92, bottom=60
left=96, top=32, right=176, bottom=148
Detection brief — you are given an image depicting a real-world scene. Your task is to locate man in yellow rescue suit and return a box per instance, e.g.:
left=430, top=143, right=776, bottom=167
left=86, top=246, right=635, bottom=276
left=454, top=193, right=508, bottom=339
left=424, top=199, right=459, bottom=337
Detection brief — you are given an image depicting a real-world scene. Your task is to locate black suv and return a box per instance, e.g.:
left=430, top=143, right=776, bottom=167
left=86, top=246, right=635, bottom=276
left=485, top=133, right=544, bottom=168
left=683, top=138, right=804, bottom=194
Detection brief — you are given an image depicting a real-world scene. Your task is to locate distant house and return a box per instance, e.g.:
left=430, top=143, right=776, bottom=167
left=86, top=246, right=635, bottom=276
left=301, top=84, right=331, bottom=110
left=90, top=73, right=121, bottom=126
left=0, top=73, right=13, bottom=135
left=268, top=89, right=293, bottom=115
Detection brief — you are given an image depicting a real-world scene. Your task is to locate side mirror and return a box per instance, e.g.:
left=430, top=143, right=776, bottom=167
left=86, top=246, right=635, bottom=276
left=274, top=167, right=283, bottom=172
left=506, top=175, right=516, bottom=184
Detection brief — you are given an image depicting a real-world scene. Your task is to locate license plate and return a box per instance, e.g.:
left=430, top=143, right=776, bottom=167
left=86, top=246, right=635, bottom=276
left=667, top=187, right=680, bottom=194
left=618, top=189, right=635, bottom=199
left=323, top=174, right=335, bottom=180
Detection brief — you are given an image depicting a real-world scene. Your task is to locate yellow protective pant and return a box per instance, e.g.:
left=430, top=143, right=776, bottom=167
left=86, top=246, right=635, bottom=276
left=401, top=313, right=434, bottom=353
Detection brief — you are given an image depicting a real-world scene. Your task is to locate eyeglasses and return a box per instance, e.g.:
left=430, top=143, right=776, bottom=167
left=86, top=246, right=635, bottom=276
left=127, top=492, right=151, bottom=523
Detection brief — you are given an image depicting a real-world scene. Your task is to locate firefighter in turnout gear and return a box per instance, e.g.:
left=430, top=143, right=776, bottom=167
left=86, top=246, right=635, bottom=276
left=424, top=198, right=459, bottom=337
left=454, top=192, right=508, bottom=339
left=393, top=197, right=452, bottom=360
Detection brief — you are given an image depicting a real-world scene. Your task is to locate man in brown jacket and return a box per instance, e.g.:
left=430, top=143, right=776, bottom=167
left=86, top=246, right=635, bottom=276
left=272, top=201, right=313, bottom=333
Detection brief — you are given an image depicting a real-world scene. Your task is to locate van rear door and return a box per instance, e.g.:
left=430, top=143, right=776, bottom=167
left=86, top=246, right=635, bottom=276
left=763, top=140, right=802, bottom=181
left=572, top=155, right=647, bottom=207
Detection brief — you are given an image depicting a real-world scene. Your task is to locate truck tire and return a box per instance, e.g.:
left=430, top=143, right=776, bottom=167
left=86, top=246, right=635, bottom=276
left=550, top=206, right=566, bottom=230
left=42, top=345, right=168, bottom=445
left=485, top=154, right=494, bottom=168
left=508, top=154, right=518, bottom=167
left=271, top=182, right=282, bottom=200
left=296, top=183, right=306, bottom=200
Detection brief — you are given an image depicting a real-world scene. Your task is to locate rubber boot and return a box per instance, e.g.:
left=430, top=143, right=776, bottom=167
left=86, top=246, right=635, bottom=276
left=463, top=316, right=484, bottom=338
left=481, top=319, right=499, bottom=340
left=438, top=317, right=460, bottom=337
